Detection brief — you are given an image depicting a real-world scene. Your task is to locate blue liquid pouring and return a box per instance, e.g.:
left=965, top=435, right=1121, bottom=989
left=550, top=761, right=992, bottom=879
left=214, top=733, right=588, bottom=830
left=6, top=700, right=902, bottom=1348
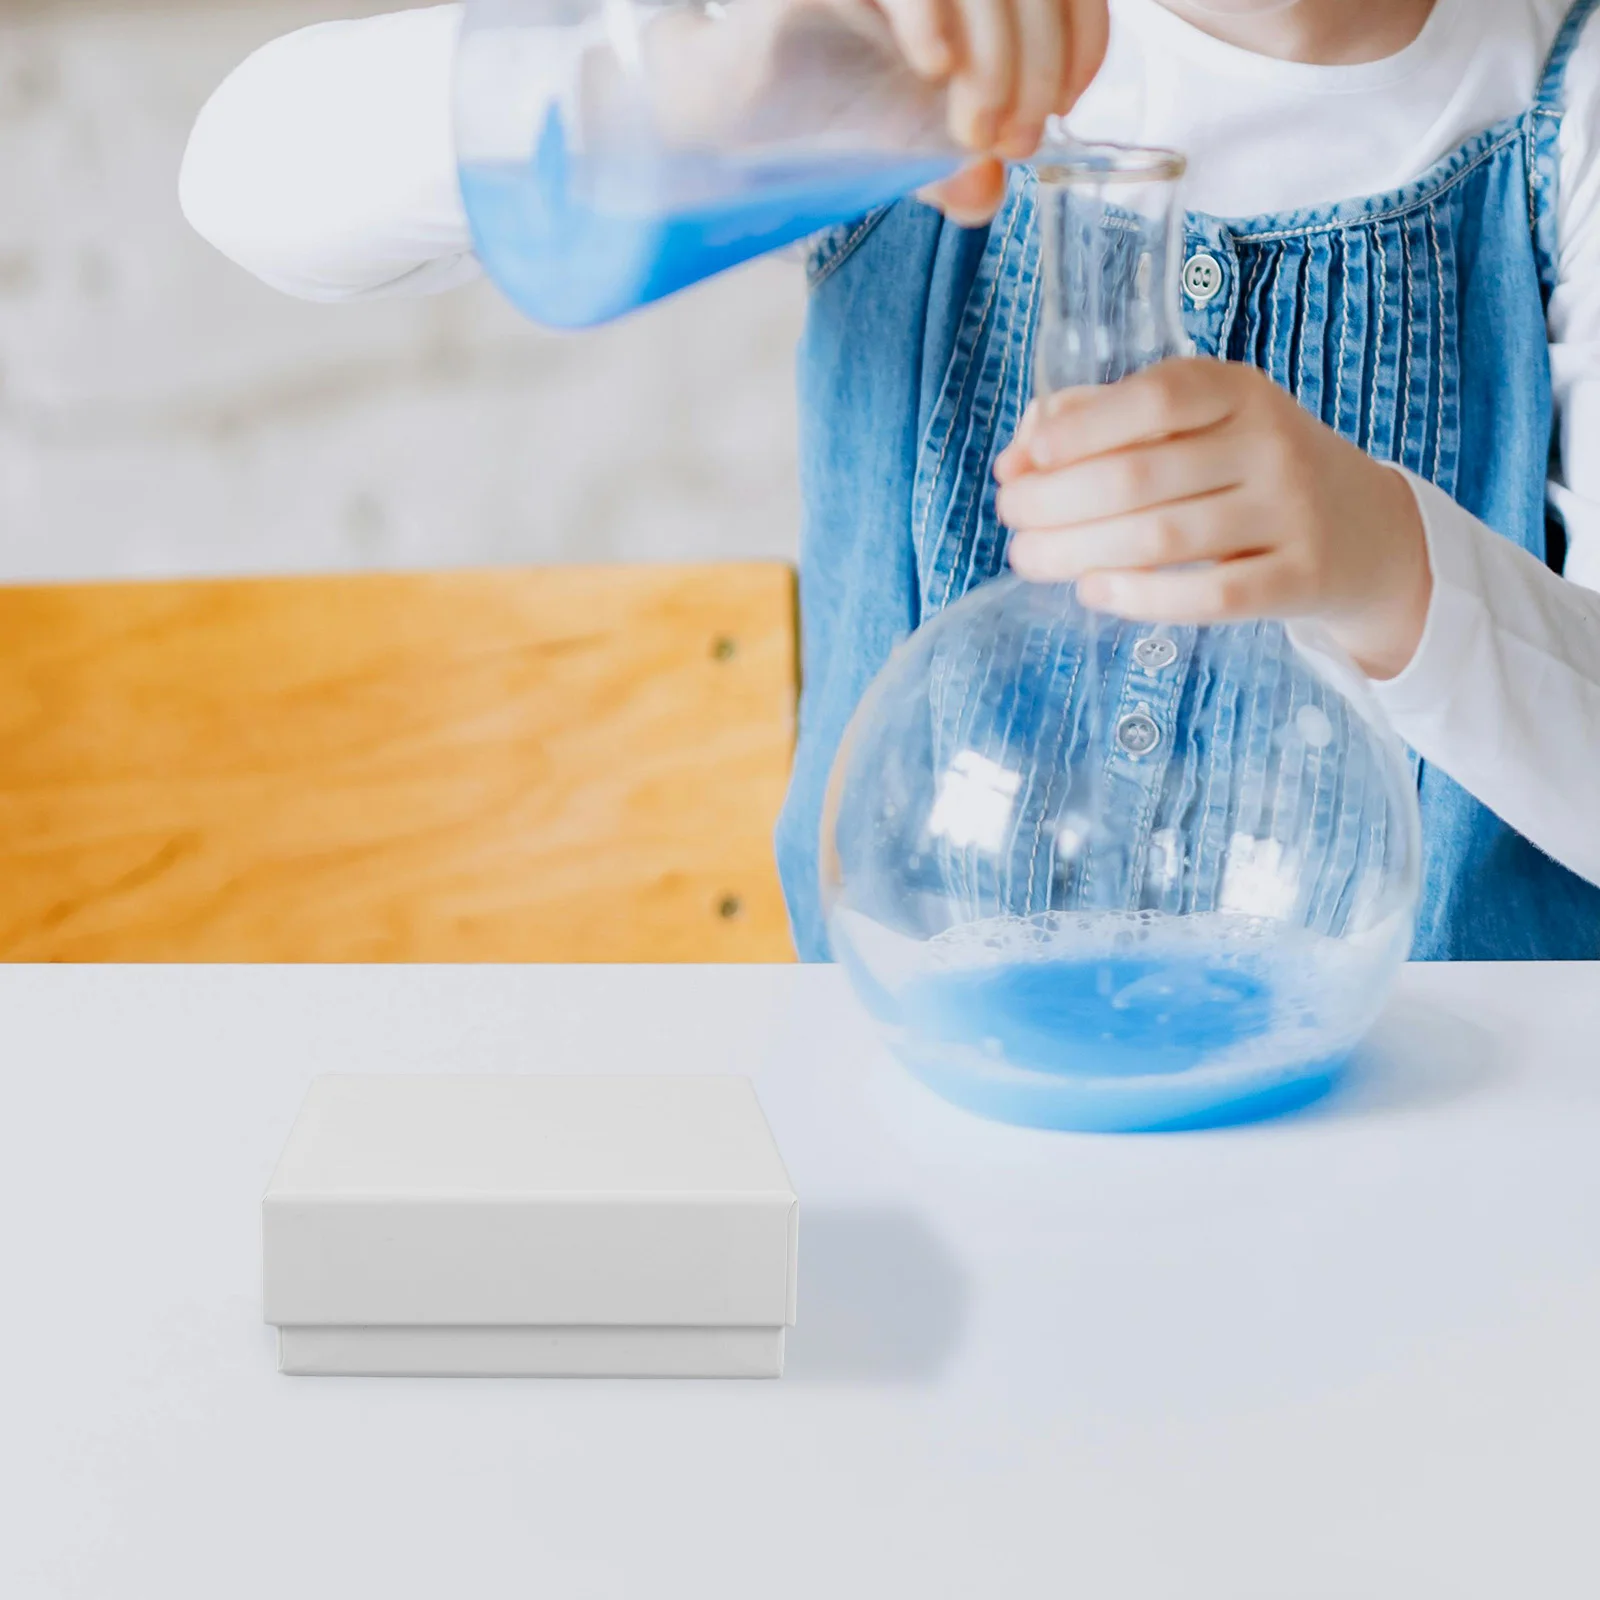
left=833, top=912, right=1378, bottom=1133
left=460, top=110, right=958, bottom=327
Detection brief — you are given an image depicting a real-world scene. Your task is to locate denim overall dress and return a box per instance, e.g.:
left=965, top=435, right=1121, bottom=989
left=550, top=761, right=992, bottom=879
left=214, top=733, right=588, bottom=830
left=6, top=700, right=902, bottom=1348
left=775, top=0, right=1600, bottom=964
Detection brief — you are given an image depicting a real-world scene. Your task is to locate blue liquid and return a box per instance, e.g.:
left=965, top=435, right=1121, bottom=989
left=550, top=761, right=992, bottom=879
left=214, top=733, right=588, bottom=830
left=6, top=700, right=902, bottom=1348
left=460, top=111, right=957, bottom=327
left=886, top=952, right=1353, bottom=1134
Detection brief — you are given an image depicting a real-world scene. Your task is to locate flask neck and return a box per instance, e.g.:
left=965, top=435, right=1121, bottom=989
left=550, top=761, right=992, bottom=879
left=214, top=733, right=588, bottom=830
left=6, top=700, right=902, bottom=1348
left=1034, top=142, right=1189, bottom=397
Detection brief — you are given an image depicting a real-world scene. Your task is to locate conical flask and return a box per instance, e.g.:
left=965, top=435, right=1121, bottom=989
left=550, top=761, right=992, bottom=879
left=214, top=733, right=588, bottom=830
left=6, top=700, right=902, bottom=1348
left=456, top=0, right=963, bottom=327
left=820, top=142, right=1422, bottom=1133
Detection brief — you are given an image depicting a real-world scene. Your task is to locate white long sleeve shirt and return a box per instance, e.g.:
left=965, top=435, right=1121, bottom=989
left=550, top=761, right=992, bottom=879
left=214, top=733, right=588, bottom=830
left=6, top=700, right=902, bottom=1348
left=179, top=0, right=1600, bottom=888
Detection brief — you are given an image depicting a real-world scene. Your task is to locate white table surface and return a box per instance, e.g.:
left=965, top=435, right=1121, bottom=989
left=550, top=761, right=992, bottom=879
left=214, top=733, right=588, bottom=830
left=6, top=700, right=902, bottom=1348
left=3, top=963, right=1598, bottom=1600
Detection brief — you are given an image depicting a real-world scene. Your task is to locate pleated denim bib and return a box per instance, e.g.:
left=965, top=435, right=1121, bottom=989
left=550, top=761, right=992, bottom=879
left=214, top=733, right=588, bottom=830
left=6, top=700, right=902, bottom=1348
left=778, top=0, right=1600, bottom=962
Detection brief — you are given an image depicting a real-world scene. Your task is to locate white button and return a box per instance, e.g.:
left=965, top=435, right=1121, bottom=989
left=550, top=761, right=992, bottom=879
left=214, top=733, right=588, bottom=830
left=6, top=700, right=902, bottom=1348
left=1183, top=252, right=1225, bottom=306
left=1134, top=636, right=1178, bottom=672
left=1116, top=711, right=1162, bottom=758
left=1297, top=705, right=1335, bottom=750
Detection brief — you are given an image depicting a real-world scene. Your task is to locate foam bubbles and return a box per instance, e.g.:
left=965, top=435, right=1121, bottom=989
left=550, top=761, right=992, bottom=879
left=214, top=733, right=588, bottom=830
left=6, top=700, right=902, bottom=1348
left=832, top=906, right=1409, bottom=1129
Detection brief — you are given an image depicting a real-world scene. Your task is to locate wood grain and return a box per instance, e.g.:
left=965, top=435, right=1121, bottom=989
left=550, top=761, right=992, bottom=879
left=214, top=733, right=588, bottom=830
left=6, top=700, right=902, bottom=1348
left=0, top=564, right=798, bottom=962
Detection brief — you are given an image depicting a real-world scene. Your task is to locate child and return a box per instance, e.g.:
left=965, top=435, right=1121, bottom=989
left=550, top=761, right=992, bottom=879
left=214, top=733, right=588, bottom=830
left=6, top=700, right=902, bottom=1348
left=182, top=0, right=1600, bottom=961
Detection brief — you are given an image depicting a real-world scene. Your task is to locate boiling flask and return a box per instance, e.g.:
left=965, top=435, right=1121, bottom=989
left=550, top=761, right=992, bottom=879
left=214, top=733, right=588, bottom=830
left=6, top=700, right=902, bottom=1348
left=821, top=143, right=1422, bottom=1133
left=455, top=0, right=962, bottom=327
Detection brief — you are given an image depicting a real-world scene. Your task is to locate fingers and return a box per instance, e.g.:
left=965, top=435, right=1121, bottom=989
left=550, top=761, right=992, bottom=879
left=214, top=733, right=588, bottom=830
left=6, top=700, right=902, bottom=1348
left=945, top=0, right=1018, bottom=149
left=1076, top=555, right=1305, bottom=624
left=1007, top=489, right=1258, bottom=582
left=997, top=0, right=1066, bottom=157
left=896, top=0, right=1110, bottom=219
left=879, top=0, right=1103, bottom=156
left=918, top=158, right=1008, bottom=224
left=996, top=361, right=1243, bottom=481
left=997, top=430, right=1248, bottom=530
left=873, top=0, right=958, bottom=80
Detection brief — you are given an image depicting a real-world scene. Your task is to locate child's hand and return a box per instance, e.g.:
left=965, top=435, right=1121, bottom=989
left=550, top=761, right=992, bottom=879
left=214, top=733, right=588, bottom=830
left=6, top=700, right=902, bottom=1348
left=993, top=358, right=1434, bottom=680
left=873, top=0, right=1110, bottom=223
left=645, top=1, right=1106, bottom=222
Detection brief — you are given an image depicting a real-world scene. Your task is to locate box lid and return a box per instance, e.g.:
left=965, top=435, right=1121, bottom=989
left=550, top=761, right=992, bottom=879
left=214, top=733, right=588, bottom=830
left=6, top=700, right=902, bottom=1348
left=263, top=1075, right=797, bottom=1330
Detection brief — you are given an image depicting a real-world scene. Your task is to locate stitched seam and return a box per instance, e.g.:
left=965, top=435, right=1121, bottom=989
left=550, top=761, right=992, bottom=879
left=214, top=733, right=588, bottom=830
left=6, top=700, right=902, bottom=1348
left=1528, top=121, right=1541, bottom=267
left=1372, top=223, right=1390, bottom=458
left=1294, top=244, right=1312, bottom=404
left=1021, top=619, right=1074, bottom=914
left=1236, top=247, right=1264, bottom=365
left=1265, top=246, right=1280, bottom=382
left=1433, top=208, right=1463, bottom=500
left=1428, top=206, right=1445, bottom=485
left=1334, top=233, right=1351, bottom=432
left=1294, top=243, right=1306, bottom=401
left=1193, top=628, right=1238, bottom=913
left=806, top=208, right=890, bottom=289
left=919, top=191, right=1025, bottom=600
left=948, top=202, right=1033, bottom=609
left=947, top=204, right=1036, bottom=604
left=1524, top=0, right=1595, bottom=294
left=1014, top=262, right=1066, bottom=911
left=1403, top=220, right=1418, bottom=472
left=919, top=198, right=1021, bottom=544
left=1229, top=129, right=1521, bottom=243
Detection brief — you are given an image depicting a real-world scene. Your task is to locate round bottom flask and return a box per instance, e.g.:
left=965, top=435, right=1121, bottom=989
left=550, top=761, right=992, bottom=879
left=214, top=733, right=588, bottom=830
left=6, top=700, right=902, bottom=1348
left=821, top=144, right=1421, bottom=1133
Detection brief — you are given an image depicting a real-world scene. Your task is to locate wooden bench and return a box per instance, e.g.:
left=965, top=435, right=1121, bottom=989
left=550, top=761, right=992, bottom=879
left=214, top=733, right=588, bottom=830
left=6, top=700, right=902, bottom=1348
left=0, top=563, right=798, bottom=962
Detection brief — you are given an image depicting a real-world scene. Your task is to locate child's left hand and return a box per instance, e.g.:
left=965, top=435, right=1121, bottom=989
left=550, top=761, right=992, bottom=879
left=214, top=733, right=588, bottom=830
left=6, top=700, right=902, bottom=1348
left=993, top=357, right=1433, bottom=680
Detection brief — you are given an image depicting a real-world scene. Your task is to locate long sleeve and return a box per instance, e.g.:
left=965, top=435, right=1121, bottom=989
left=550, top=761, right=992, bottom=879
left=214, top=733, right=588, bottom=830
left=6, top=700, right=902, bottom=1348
left=179, top=5, right=479, bottom=301
left=1363, top=13, right=1600, bottom=889
left=1369, top=475, right=1600, bottom=888
left=1550, top=6, right=1600, bottom=596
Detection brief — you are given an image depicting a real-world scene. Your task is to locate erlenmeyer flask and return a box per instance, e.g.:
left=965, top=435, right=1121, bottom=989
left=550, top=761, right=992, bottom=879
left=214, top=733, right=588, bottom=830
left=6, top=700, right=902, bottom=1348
left=820, top=142, right=1422, bottom=1132
left=455, top=0, right=963, bottom=327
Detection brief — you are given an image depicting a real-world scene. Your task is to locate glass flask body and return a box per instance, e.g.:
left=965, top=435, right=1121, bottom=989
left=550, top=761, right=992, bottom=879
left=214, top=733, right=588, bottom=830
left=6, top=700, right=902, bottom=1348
left=821, top=145, right=1422, bottom=1132
left=456, top=0, right=961, bottom=327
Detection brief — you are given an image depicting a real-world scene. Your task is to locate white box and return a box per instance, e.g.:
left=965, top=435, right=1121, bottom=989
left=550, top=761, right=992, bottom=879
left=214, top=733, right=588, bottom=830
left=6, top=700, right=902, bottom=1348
left=263, top=1075, right=798, bottom=1378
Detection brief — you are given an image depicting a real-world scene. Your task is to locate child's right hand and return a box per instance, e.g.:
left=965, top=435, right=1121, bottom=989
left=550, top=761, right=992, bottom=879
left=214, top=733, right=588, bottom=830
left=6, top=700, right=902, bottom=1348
left=871, top=0, right=1110, bottom=222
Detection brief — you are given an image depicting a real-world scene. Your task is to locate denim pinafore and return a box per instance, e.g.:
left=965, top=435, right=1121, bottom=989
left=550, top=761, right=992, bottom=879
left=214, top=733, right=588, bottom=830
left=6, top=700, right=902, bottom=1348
left=776, top=0, right=1600, bottom=964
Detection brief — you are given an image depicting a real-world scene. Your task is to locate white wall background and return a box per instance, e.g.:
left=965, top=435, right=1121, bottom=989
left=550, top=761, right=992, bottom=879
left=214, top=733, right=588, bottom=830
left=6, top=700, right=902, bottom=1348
left=0, top=0, right=804, bottom=581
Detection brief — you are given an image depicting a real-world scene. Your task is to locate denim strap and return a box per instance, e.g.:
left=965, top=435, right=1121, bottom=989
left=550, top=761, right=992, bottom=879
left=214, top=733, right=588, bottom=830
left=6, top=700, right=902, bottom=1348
left=1530, top=0, right=1600, bottom=295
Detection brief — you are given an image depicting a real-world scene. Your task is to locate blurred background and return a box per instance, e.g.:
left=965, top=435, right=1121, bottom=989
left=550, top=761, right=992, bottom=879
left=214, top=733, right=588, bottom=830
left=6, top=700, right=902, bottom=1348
left=0, top=0, right=805, bottom=583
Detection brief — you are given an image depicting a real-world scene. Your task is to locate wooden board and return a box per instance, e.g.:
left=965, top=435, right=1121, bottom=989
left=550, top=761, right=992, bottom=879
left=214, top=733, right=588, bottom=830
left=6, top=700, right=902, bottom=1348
left=0, top=564, right=799, bottom=962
